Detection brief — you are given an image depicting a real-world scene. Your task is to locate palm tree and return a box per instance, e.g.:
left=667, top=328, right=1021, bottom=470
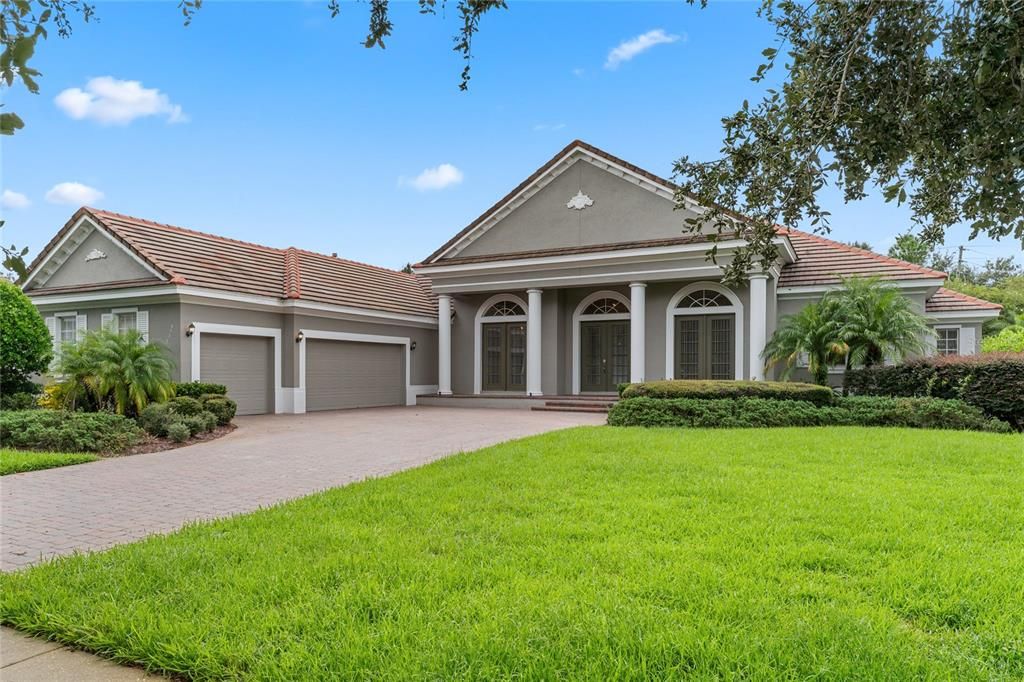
left=834, top=276, right=932, bottom=368
left=762, top=295, right=848, bottom=386
left=57, top=329, right=174, bottom=415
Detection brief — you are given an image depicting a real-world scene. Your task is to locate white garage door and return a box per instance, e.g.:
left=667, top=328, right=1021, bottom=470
left=306, top=340, right=404, bottom=411
left=200, top=334, right=274, bottom=415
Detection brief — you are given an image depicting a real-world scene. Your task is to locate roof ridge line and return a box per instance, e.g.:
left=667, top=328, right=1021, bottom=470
left=782, top=226, right=948, bottom=279
left=87, top=207, right=286, bottom=255
left=283, top=247, right=302, bottom=300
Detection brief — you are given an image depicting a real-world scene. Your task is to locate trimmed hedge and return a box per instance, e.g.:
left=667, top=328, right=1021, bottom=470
left=607, top=396, right=1012, bottom=433
left=844, top=353, right=1024, bottom=430
left=173, top=382, right=228, bottom=399
left=202, top=397, right=237, bottom=426
left=0, top=410, right=143, bottom=452
left=620, top=380, right=836, bottom=406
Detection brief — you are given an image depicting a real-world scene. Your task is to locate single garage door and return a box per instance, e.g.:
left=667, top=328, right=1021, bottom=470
left=200, top=334, right=274, bottom=415
left=306, top=339, right=404, bottom=411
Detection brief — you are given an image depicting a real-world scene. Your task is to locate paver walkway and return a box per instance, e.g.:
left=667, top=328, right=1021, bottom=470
left=1, top=406, right=603, bottom=571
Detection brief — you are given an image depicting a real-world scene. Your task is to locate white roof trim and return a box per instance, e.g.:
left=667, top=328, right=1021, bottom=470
left=431, top=145, right=701, bottom=263
left=23, top=215, right=166, bottom=290
left=777, top=278, right=945, bottom=296
left=27, top=283, right=438, bottom=327
left=927, top=309, right=1001, bottom=321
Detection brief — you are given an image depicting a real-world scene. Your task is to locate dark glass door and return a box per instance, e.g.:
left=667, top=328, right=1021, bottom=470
left=580, top=320, right=630, bottom=392
left=674, top=315, right=734, bottom=380
left=482, top=322, right=527, bottom=391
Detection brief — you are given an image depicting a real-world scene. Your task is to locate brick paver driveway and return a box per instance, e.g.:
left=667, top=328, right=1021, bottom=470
left=1, top=406, right=603, bottom=571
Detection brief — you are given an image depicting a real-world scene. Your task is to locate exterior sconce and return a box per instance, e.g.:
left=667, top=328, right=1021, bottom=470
left=296, top=331, right=305, bottom=343
left=410, top=341, right=417, bottom=350
left=185, top=322, right=196, bottom=337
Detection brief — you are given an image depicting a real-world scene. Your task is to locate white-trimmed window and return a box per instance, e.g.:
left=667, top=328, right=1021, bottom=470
left=102, top=308, right=149, bottom=342
left=936, top=327, right=960, bottom=355
left=45, top=311, right=87, bottom=368
left=58, top=314, right=78, bottom=345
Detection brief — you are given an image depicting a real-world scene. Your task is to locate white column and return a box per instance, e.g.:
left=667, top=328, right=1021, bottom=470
left=437, top=294, right=453, bottom=395
left=749, top=273, right=769, bottom=381
left=526, top=289, right=543, bottom=396
left=629, top=282, right=646, bottom=384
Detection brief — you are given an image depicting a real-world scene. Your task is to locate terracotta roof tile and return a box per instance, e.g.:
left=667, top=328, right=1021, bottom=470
left=31, top=208, right=436, bottom=318
left=926, top=287, right=1002, bottom=313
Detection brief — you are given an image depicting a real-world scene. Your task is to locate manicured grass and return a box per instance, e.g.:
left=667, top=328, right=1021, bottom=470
left=0, top=448, right=98, bottom=476
left=2, top=427, right=1022, bottom=679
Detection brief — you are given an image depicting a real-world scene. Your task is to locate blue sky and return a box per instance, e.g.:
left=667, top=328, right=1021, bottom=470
left=2, top=1, right=1018, bottom=271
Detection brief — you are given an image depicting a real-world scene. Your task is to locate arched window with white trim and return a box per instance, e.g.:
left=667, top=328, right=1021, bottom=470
left=572, top=291, right=631, bottom=394
left=474, top=294, right=529, bottom=394
left=665, top=282, right=744, bottom=381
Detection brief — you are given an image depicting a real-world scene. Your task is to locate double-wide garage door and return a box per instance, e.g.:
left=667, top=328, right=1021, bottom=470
left=199, top=334, right=274, bottom=416
left=306, top=339, right=404, bottom=411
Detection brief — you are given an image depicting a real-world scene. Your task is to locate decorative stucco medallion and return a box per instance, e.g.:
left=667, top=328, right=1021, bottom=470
left=84, top=249, right=107, bottom=262
left=566, top=190, right=594, bottom=211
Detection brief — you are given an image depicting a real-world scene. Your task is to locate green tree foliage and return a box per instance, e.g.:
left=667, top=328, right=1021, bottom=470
left=981, top=326, right=1024, bottom=352
left=946, top=274, right=1024, bottom=335
left=56, top=329, right=174, bottom=416
left=844, top=240, right=873, bottom=252
left=1, top=0, right=506, bottom=135
left=887, top=233, right=933, bottom=266
left=0, top=280, right=52, bottom=393
left=675, top=0, right=1024, bottom=285
left=762, top=295, right=847, bottom=386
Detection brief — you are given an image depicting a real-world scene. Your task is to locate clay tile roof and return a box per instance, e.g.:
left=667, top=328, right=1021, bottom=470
left=925, top=287, right=1002, bottom=313
left=34, top=207, right=436, bottom=318
left=777, top=227, right=948, bottom=287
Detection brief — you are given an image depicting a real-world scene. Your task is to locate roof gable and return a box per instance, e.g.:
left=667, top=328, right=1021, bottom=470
left=423, top=140, right=706, bottom=264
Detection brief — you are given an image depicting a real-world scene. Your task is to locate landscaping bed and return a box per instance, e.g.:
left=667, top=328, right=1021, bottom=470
left=2, top=426, right=1021, bottom=679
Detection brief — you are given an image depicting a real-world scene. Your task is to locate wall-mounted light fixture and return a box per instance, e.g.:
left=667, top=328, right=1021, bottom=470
left=296, top=331, right=305, bottom=343
left=185, top=322, right=196, bottom=337
left=410, top=341, right=417, bottom=351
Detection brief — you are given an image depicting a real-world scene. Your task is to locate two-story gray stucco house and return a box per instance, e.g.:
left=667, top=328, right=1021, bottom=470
left=24, top=140, right=1001, bottom=414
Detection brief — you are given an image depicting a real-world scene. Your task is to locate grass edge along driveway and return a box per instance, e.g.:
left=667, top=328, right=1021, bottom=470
left=2, top=426, right=1022, bottom=680
left=0, top=449, right=98, bottom=476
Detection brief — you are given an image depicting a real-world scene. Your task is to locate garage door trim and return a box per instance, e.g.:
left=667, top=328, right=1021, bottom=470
left=189, top=322, right=282, bottom=414
left=298, top=329, right=411, bottom=413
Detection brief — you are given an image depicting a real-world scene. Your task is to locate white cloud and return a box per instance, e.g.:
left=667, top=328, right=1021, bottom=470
left=401, top=164, right=464, bottom=191
left=533, top=122, right=566, bottom=132
left=1, top=190, right=31, bottom=209
left=55, top=76, right=188, bottom=125
left=605, top=29, right=682, bottom=70
left=45, top=182, right=104, bottom=206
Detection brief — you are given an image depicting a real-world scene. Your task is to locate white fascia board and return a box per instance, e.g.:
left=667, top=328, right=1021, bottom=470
left=28, top=283, right=438, bottom=328
left=777, top=278, right=946, bottom=296
left=430, top=265, right=726, bottom=294
left=928, top=310, right=1001, bottom=322
left=418, top=239, right=748, bottom=276
left=24, top=216, right=165, bottom=290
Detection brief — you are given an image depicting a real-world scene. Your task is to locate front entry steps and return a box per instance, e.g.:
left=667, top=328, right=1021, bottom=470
left=531, top=396, right=618, bottom=414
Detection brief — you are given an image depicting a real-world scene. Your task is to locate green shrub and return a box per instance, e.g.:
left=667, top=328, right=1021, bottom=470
left=174, top=382, right=227, bottom=399
left=1, top=391, right=40, bottom=411
left=0, top=410, right=143, bottom=452
left=138, top=403, right=174, bottom=437
left=202, top=397, right=237, bottom=426
left=166, top=422, right=190, bottom=443
left=844, top=353, right=1024, bottom=429
left=0, top=281, right=53, bottom=395
left=168, top=396, right=204, bottom=416
left=621, top=380, right=836, bottom=406
left=199, top=410, right=219, bottom=432
left=180, top=415, right=208, bottom=436
left=607, top=396, right=1010, bottom=433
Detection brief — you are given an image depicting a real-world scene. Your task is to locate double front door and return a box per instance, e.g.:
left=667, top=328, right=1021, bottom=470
left=482, top=322, right=527, bottom=391
left=675, top=315, right=735, bottom=380
left=581, top=320, right=630, bottom=393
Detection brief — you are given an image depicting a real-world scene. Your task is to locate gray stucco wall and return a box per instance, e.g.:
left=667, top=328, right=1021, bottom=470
left=456, top=160, right=703, bottom=258
left=34, top=227, right=158, bottom=290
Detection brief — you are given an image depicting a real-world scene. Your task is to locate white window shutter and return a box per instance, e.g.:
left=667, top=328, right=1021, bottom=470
left=101, top=313, right=114, bottom=331
left=137, top=310, right=149, bottom=342
left=45, top=316, right=58, bottom=364
left=76, top=314, right=87, bottom=341
left=960, top=326, right=976, bottom=355
left=925, top=328, right=938, bottom=356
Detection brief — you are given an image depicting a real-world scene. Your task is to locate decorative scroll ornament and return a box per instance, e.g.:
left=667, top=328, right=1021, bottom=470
left=84, top=249, right=107, bottom=262
left=566, top=190, right=594, bottom=211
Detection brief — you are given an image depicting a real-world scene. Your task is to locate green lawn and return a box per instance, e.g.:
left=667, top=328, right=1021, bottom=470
left=2, top=427, right=1022, bottom=679
left=0, top=448, right=98, bottom=476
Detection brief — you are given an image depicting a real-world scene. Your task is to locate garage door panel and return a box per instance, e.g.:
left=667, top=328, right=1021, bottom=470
left=306, top=340, right=404, bottom=411
left=200, top=334, right=274, bottom=415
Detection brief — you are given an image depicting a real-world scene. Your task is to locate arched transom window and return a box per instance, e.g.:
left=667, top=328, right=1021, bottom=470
left=485, top=300, right=525, bottom=317
left=677, top=289, right=731, bottom=309
left=583, top=298, right=628, bottom=315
